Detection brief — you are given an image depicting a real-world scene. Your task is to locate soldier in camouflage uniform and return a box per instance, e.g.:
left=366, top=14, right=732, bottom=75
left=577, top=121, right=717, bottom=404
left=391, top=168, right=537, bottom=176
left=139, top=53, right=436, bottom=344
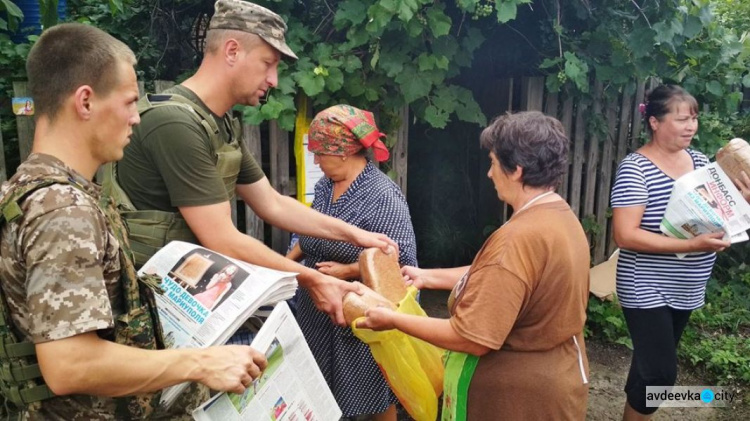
left=115, top=0, right=397, bottom=329
left=0, top=23, right=267, bottom=419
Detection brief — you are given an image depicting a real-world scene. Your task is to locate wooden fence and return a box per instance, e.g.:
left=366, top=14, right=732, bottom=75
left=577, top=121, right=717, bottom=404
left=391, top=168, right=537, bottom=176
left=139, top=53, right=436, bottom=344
left=512, top=76, right=654, bottom=264
left=3, top=80, right=410, bottom=254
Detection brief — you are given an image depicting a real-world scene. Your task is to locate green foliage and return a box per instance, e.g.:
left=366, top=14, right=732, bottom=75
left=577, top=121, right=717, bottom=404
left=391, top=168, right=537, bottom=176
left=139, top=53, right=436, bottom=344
left=249, top=0, right=502, bottom=132
left=539, top=1, right=750, bottom=146
left=678, top=268, right=750, bottom=384
left=585, top=296, right=632, bottom=348
left=68, top=0, right=206, bottom=81
left=0, top=0, right=23, bottom=32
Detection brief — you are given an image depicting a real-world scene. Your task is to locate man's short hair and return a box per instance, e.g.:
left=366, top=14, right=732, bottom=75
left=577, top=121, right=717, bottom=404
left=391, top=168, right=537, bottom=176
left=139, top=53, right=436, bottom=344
left=204, top=29, right=264, bottom=55
left=26, top=23, right=136, bottom=120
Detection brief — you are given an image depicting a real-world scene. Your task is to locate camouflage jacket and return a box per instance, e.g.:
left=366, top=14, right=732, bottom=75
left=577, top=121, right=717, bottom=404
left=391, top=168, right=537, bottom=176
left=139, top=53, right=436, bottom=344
left=0, top=154, right=206, bottom=420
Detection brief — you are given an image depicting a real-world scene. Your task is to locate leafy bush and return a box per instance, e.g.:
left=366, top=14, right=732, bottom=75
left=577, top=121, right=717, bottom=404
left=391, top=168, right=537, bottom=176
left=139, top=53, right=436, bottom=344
left=585, top=296, right=632, bottom=349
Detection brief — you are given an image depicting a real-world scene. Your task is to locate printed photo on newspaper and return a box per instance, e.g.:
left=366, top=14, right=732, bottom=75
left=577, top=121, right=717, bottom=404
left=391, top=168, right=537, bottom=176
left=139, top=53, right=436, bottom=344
left=660, top=162, right=750, bottom=256
left=137, top=241, right=298, bottom=408
left=192, top=302, right=342, bottom=421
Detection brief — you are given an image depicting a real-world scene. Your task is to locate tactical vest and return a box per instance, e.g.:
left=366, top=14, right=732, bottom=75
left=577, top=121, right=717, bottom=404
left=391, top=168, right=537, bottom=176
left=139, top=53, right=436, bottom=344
left=0, top=175, right=165, bottom=419
left=101, top=93, right=243, bottom=268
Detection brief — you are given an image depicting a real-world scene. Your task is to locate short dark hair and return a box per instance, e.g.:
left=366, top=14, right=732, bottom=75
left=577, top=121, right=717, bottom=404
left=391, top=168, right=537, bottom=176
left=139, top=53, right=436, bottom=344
left=480, top=111, right=569, bottom=189
left=204, top=29, right=263, bottom=55
left=643, top=84, right=698, bottom=134
left=26, top=23, right=136, bottom=120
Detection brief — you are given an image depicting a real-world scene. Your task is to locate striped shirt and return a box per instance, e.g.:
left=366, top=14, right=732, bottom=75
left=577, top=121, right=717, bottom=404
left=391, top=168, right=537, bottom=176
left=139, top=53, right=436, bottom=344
left=610, top=150, right=716, bottom=310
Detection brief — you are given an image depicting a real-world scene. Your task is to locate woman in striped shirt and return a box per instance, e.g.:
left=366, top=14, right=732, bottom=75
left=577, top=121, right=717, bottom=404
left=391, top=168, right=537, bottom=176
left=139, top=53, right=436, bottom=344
left=611, top=85, right=730, bottom=420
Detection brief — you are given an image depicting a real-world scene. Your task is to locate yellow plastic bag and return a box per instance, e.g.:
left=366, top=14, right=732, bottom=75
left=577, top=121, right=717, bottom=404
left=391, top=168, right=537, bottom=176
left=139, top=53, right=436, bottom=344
left=352, top=287, right=444, bottom=421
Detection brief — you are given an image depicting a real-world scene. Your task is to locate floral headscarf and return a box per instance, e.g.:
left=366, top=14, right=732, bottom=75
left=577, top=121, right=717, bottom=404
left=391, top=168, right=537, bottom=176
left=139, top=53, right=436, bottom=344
left=307, top=105, right=390, bottom=162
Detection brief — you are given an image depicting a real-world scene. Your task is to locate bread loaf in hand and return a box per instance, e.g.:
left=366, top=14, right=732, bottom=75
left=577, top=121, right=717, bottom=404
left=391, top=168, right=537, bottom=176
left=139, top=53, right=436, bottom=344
left=716, top=138, right=750, bottom=184
left=359, top=248, right=408, bottom=304
left=343, top=284, right=396, bottom=325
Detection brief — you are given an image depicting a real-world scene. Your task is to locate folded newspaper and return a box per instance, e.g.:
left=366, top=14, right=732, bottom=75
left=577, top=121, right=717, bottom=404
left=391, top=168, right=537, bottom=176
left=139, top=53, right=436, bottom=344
left=660, top=162, right=750, bottom=255
left=192, top=302, right=342, bottom=421
left=137, top=241, right=299, bottom=408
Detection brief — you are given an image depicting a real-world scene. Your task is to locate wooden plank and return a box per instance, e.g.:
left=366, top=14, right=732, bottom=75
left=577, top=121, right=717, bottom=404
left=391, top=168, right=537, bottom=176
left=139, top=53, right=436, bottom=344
left=558, top=98, right=574, bottom=201
left=391, top=107, right=409, bottom=194
left=545, top=91, right=559, bottom=118
left=13, top=82, right=35, bottom=162
left=593, top=100, right=618, bottom=263
left=270, top=121, right=291, bottom=253
left=137, top=81, right=146, bottom=98
left=616, top=89, right=634, bottom=164
left=491, top=78, right=514, bottom=116
left=0, top=114, right=6, bottom=183
left=154, top=80, right=175, bottom=93
left=569, top=102, right=587, bottom=217
left=583, top=82, right=603, bottom=219
left=520, top=76, right=544, bottom=111
left=630, top=80, right=646, bottom=152
left=241, top=123, right=264, bottom=241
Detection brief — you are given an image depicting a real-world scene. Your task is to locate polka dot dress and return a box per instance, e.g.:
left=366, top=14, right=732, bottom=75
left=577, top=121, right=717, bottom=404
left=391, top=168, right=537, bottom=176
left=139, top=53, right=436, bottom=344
left=296, top=162, right=417, bottom=418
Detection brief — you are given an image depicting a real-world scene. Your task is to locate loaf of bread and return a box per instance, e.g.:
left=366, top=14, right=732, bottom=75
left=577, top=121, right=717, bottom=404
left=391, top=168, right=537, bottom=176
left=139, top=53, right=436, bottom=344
left=359, top=248, right=408, bottom=304
left=716, top=138, right=750, bottom=184
left=342, top=284, right=396, bottom=325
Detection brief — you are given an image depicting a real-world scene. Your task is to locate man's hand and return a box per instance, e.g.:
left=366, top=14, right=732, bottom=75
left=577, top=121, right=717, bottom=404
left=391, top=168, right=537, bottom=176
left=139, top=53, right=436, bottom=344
left=196, top=345, right=268, bottom=394
left=350, top=230, right=399, bottom=256
left=307, top=274, right=363, bottom=326
left=315, top=261, right=359, bottom=280
left=356, top=306, right=398, bottom=331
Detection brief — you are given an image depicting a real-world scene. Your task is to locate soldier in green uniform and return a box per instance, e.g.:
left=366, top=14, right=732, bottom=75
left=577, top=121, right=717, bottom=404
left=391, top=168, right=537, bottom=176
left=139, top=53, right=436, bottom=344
left=0, top=23, right=267, bottom=419
left=114, top=0, right=396, bottom=328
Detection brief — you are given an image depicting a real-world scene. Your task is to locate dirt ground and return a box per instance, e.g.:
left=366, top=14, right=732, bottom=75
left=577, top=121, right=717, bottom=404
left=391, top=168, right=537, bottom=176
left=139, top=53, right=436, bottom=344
left=412, top=289, right=749, bottom=420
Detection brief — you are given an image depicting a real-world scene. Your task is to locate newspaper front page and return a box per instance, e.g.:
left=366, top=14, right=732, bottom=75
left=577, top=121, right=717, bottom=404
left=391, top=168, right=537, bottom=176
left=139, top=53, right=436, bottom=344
left=193, top=302, right=342, bottom=421
left=138, top=241, right=298, bottom=408
left=660, top=162, right=750, bottom=254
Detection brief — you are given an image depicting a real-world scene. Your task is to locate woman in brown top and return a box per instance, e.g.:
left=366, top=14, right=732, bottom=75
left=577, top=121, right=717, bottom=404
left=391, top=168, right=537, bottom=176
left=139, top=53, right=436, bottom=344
left=358, top=111, right=591, bottom=420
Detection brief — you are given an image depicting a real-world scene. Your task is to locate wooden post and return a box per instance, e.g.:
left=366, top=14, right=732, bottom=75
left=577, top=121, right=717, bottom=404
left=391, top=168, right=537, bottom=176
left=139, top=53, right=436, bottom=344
left=391, top=107, right=409, bottom=194
left=558, top=98, right=574, bottom=201
left=593, top=99, right=618, bottom=263
left=0, top=114, right=6, bottom=183
left=568, top=102, right=587, bottom=217
left=521, top=77, right=545, bottom=111
left=270, top=121, right=291, bottom=253
left=154, top=80, right=175, bottom=93
left=545, top=92, right=559, bottom=118
left=616, top=88, right=634, bottom=163
left=241, top=123, right=264, bottom=241
left=629, top=80, right=647, bottom=152
left=137, top=81, right=146, bottom=98
left=13, top=82, right=35, bottom=162
left=583, top=82, right=603, bottom=220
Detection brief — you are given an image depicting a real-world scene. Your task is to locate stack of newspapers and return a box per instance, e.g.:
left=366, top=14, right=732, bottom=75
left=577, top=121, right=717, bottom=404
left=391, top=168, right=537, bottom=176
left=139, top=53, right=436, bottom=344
left=137, top=241, right=299, bottom=408
left=192, top=302, right=343, bottom=421
left=661, top=150, right=750, bottom=256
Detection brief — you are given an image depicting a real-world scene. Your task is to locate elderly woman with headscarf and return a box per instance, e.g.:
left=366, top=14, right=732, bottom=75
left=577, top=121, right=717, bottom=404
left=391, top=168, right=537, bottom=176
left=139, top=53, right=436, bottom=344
left=358, top=111, right=590, bottom=420
left=287, top=104, right=417, bottom=421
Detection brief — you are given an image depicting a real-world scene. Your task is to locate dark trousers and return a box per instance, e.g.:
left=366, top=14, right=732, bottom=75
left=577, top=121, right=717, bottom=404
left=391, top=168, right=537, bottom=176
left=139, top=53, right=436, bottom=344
left=622, top=306, right=693, bottom=415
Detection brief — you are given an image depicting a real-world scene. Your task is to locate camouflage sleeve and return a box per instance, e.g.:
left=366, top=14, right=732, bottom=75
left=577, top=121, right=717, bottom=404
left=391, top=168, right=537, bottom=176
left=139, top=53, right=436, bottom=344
left=19, top=188, right=115, bottom=343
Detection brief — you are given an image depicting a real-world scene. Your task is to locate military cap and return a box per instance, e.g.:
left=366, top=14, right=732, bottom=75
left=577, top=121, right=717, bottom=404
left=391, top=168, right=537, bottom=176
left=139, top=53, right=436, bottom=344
left=209, top=0, right=298, bottom=59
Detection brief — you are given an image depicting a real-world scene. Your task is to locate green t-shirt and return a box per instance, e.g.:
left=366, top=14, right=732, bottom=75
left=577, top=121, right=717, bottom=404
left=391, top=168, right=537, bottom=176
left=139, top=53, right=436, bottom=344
left=118, top=85, right=264, bottom=212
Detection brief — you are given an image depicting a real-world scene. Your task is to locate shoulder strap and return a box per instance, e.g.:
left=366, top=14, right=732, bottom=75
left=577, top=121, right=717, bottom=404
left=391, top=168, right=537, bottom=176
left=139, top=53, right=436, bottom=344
left=0, top=176, right=73, bottom=226
left=0, top=176, right=76, bottom=410
left=139, top=93, right=221, bottom=147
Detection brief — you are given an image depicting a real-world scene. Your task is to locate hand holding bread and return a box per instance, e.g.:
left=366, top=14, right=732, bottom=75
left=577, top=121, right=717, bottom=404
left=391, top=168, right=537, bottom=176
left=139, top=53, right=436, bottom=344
left=717, top=138, right=750, bottom=203
left=341, top=248, right=409, bottom=326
